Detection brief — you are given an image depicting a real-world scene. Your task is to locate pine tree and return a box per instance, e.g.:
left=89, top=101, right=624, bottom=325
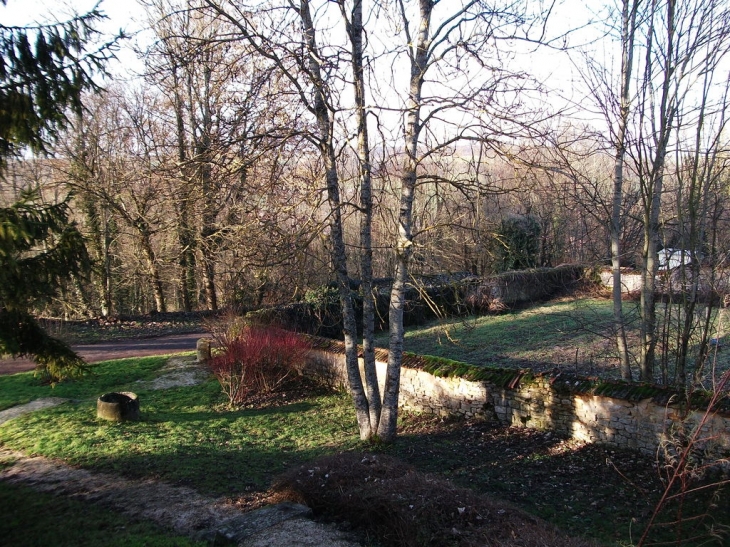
left=0, top=2, right=117, bottom=166
left=0, top=1, right=119, bottom=381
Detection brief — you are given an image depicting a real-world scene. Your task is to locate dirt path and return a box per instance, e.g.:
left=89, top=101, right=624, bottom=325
left=0, top=398, right=69, bottom=425
left=0, top=332, right=206, bottom=376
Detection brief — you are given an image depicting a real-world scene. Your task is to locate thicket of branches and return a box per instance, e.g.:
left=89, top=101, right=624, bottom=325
left=4, top=0, right=730, bottom=392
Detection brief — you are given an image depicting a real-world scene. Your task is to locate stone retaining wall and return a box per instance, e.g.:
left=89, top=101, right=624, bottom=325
left=598, top=268, right=730, bottom=296
left=306, top=342, right=730, bottom=458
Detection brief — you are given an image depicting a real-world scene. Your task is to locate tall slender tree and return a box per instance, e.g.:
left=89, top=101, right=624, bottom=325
left=611, top=0, right=640, bottom=380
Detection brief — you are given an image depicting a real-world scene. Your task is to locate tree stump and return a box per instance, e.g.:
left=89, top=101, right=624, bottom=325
left=97, top=392, right=140, bottom=421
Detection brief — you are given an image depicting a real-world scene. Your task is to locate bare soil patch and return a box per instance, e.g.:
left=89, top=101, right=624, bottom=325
left=139, top=355, right=210, bottom=390
left=274, top=451, right=599, bottom=547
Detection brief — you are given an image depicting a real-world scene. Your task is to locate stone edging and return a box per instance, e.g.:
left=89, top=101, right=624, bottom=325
left=304, top=336, right=730, bottom=458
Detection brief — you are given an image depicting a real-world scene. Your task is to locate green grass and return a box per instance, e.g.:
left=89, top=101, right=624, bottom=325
left=0, top=357, right=360, bottom=496
left=375, top=298, right=730, bottom=385
left=0, top=355, right=177, bottom=411
left=374, top=298, right=617, bottom=367
left=0, top=355, right=361, bottom=545
left=0, top=481, right=204, bottom=547
left=1, top=340, right=726, bottom=546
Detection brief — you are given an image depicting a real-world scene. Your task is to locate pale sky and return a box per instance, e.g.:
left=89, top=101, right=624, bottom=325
left=2, top=0, right=144, bottom=31
left=2, top=0, right=149, bottom=77
left=2, top=0, right=610, bottom=131
left=2, top=0, right=602, bottom=77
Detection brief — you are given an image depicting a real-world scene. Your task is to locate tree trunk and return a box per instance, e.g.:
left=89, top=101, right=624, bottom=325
left=100, top=208, right=113, bottom=317
left=201, top=245, right=218, bottom=311
left=137, top=220, right=167, bottom=313
left=190, top=61, right=219, bottom=312
left=299, top=0, right=373, bottom=440
left=612, top=0, right=638, bottom=381
left=640, top=197, right=660, bottom=382
left=639, top=0, right=675, bottom=383
left=177, top=212, right=196, bottom=311
left=345, top=0, right=381, bottom=433
left=172, top=64, right=197, bottom=312
left=379, top=0, right=434, bottom=442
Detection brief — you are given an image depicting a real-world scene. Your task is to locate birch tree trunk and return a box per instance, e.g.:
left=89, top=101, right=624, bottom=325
left=378, top=0, right=433, bottom=442
left=299, top=0, right=374, bottom=439
left=340, top=0, right=382, bottom=431
left=612, top=0, right=639, bottom=381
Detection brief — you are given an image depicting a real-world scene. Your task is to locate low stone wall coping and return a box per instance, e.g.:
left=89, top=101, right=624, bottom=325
left=304, top=335, right=730, bottom=457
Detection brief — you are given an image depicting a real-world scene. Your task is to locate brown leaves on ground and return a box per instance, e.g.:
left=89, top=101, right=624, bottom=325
left=272, top=452, right=599, bottom=547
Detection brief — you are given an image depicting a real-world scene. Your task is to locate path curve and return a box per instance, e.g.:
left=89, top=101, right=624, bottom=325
left=0, top=332, right=206, bottom=376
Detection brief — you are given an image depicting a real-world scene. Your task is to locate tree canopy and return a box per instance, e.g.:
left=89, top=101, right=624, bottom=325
left=0, top=1, right=117, bottom=167
left=0, top=1, right=117, bottom=381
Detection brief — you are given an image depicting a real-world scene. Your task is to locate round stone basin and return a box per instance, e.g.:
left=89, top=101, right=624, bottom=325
left=97, top=392, right=140, bottom=421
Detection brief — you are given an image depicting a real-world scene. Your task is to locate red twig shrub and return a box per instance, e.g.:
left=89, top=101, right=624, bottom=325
left=208, top=326, right=310, bottom=406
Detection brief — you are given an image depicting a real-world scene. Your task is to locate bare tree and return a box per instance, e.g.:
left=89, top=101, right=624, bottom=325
left=143, top=0, right=301, bottom=311
left=377, top=0, right=555, bottom=440
left=337, top=0, right=382, bottom=431
left=612, top=0, right=641, bottom=380
left=63, top=88, right=171, bottom=314
left=197, top=0, right=557, bottom=441
left=199, top=0, right=388, bottom=439
left=632, top=0, right=730, bottom=382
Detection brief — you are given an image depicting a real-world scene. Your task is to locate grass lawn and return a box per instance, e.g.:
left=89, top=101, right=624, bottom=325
left=0, top=341, right=727, bottom=545
left=373, top=298, right=619, bottom=373
left=0, top=480, right=204, bottom=547
left=375, top=297, right=730, bottom=384
left=0, top=355, right=361, bottom=495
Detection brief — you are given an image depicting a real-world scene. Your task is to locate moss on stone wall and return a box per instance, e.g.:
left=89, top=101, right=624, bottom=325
left=304, top=334, right=728, bottom=415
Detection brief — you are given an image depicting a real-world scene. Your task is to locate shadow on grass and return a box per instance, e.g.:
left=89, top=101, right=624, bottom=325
left=0, top=481, right=205, bottom=547
left=380, top=299, right=617, bottom=368
left=0, top=390, right=360, bottom=498
left=140, top=401, right=318, bottom=423
left=378, top=415, right=728, bottom=547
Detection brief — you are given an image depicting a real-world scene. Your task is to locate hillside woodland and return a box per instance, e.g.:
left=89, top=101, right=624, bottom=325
left=4, top=1, right=730, bottom=393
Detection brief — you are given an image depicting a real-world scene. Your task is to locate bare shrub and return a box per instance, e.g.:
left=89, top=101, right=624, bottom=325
left=637, top=370, right=730, bottom=546
left=208, top=326, right=310, bottom=407
left=203, top=309, right=248, bottom=348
